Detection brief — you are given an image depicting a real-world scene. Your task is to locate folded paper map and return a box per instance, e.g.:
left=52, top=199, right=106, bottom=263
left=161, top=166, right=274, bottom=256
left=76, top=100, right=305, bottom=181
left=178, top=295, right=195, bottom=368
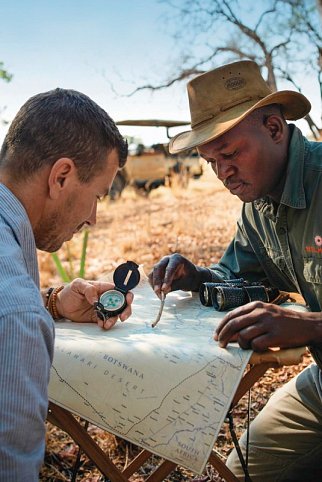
left=48, top=277, right=252, bottom=473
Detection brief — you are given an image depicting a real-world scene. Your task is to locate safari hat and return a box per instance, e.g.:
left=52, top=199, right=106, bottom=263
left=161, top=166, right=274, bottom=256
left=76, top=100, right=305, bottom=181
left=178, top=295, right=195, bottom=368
left=169, top=60, right=311, bottom=153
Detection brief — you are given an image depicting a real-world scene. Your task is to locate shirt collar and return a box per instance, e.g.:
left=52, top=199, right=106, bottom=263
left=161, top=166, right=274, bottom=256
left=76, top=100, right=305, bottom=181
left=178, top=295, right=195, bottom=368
left=279, top=125, right=306, bottom=209
left=254, top=125, right=306, bottom=217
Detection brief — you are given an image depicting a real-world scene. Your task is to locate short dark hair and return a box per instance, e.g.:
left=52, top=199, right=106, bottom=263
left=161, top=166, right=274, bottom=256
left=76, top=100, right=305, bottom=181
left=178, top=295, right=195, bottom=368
left=245, top=104, right=285, bottom=127
left=0, top=88, right=128, bottom=182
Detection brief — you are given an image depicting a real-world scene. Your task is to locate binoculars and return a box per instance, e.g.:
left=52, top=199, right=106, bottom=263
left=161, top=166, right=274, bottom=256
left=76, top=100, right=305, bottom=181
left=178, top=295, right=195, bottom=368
left=199, top=279, right=280, bottom=311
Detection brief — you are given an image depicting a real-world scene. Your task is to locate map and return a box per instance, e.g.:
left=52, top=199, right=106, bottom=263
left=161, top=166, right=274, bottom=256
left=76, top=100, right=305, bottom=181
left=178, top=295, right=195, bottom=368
left=48, top=276, right=252, bottom=474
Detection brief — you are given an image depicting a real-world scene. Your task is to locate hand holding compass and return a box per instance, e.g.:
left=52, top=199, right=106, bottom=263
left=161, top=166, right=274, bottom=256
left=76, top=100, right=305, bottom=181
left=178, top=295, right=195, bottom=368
left=94, top=261, right=140, bottom=324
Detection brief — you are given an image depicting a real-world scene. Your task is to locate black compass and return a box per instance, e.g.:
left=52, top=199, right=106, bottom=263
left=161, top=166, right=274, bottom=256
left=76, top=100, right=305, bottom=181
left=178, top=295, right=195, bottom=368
left=94, top=261, right=140, bottom=320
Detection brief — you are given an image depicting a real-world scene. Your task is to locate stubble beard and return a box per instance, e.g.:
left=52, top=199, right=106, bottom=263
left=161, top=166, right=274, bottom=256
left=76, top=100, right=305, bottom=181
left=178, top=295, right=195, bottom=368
left=34, top=209, right=64, bottom=253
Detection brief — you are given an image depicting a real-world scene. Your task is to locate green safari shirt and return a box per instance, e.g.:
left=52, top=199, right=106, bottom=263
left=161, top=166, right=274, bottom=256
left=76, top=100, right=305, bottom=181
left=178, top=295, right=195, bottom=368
left=209, top=125, right=322, bottom=366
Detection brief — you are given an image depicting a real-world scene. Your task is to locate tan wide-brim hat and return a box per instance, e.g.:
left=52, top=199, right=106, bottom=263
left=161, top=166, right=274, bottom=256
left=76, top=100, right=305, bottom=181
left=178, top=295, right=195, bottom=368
left=169, top=60, right=311, bottom=154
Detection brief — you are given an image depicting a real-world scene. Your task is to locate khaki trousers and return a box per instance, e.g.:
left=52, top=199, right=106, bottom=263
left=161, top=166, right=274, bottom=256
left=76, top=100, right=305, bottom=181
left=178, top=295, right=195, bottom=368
left=227, top=364, right=322, bottom=481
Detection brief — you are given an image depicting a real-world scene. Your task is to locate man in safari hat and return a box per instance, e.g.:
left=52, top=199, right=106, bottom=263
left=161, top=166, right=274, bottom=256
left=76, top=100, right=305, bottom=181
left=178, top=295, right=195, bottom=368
left=149, top=60, right=322, bottom=481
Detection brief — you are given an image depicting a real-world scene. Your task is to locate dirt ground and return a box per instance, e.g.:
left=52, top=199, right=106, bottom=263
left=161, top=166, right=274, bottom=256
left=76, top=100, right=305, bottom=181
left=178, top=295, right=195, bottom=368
left=39, top=166, right=312, bottom=481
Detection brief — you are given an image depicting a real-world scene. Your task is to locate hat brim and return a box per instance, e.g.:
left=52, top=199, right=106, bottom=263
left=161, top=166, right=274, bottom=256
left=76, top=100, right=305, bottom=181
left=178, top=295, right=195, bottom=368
left=169, top=91, right=311, bottom=154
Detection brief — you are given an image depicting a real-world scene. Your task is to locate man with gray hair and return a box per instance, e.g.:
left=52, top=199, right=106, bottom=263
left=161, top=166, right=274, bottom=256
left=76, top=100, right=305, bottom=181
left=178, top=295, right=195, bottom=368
left=149, top=60, right=322, bottom=481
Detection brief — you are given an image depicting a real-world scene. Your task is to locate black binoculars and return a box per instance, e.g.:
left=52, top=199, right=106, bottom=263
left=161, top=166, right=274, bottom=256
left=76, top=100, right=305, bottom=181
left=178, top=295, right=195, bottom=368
left=199, top=278, right=280, bottom=311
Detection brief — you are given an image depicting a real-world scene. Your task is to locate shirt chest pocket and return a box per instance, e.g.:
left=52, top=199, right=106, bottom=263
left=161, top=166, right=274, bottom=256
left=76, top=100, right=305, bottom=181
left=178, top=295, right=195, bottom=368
left=303, top=258, right=322, bottom=285
left=303, top=259, right=322, bottom=311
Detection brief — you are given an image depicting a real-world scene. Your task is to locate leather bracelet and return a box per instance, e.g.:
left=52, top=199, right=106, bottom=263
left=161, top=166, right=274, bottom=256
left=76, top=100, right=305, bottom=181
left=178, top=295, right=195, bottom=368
left=48, top=285, right=64, bottom=319
left=45, top=287, right=55, bottom=310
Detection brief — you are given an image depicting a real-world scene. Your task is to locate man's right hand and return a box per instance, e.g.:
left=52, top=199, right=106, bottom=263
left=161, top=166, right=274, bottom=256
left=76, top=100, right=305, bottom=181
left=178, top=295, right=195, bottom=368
left=148, top=253, right=213, bottom=298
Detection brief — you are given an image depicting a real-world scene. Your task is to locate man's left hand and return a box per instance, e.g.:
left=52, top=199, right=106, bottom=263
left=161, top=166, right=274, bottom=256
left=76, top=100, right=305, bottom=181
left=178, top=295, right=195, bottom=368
left=55, top=278, right=133, bottom=330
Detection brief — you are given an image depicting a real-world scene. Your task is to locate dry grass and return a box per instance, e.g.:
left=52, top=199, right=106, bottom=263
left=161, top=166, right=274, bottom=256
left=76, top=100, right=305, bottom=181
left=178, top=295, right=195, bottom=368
left=39, top=168, right=312, bottom=481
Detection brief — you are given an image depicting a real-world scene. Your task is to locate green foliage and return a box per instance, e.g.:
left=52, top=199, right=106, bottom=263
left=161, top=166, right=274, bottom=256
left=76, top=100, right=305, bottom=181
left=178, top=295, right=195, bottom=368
left=79, top=228, right=89, bottom=278
left=0, top=62, right=13, bottom=82
left=0, top=61, right=13, bottom=125
left=51, top=229, right=89, bottom=282
left=51, top=252, right=71, bottom=282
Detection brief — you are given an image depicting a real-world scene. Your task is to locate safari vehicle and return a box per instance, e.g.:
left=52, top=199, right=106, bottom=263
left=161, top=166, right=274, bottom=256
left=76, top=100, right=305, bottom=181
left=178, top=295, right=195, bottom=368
left=110, top=119, right=203, bottom=199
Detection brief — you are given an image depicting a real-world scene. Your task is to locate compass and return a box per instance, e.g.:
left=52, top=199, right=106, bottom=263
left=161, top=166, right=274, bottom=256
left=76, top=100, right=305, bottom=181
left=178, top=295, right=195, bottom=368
left=94, top=261, right=140, bottom=320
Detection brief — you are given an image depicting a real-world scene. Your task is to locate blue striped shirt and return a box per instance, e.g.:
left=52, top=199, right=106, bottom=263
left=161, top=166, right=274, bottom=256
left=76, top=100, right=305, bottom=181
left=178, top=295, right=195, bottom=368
left=0, top=183, right=55, bottom=481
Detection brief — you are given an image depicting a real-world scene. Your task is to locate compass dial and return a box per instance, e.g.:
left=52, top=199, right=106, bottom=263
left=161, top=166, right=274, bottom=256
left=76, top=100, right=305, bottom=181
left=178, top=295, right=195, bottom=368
left=100, top=290, right=125, bottom=312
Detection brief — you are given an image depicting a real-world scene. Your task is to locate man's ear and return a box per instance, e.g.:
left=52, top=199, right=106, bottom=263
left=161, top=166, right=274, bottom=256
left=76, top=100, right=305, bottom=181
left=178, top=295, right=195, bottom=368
left=264, top=115, right=285, bottom=143
left=48, top=158, right=75, bottom=199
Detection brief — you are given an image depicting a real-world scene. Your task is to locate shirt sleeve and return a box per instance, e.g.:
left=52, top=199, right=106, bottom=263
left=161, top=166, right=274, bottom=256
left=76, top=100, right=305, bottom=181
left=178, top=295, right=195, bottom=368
left=209, top=217, right=268, bottom=283
left=0, top=308, right=54, bottom=481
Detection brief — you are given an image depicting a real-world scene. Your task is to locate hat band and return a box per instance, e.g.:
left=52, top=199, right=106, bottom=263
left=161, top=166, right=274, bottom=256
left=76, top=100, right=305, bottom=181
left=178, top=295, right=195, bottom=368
left=191, top=95, right=266, bottom=129
left=220, top=95, right=265, bottom=112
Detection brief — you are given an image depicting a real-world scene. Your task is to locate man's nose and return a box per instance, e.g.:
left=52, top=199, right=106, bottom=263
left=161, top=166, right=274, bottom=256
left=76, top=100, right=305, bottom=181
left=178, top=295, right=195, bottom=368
left=87, top=201, right=97, bottom=226
left=213, top=160, right=235, bottom=182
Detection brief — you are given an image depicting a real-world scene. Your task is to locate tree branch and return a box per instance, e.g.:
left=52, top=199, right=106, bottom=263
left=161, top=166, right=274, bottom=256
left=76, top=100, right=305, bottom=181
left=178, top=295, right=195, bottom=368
left=125, top=45, right=256, bottom=96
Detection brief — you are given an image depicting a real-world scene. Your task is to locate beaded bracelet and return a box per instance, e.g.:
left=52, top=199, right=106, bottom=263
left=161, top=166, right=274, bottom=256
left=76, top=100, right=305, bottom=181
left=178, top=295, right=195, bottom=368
left=48, top=285, right=64, bottom=319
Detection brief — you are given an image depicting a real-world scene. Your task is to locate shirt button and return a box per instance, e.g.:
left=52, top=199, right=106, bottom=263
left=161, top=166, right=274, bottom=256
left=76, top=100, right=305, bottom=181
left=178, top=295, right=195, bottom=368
left=278, top=227, right=286, bottom=235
